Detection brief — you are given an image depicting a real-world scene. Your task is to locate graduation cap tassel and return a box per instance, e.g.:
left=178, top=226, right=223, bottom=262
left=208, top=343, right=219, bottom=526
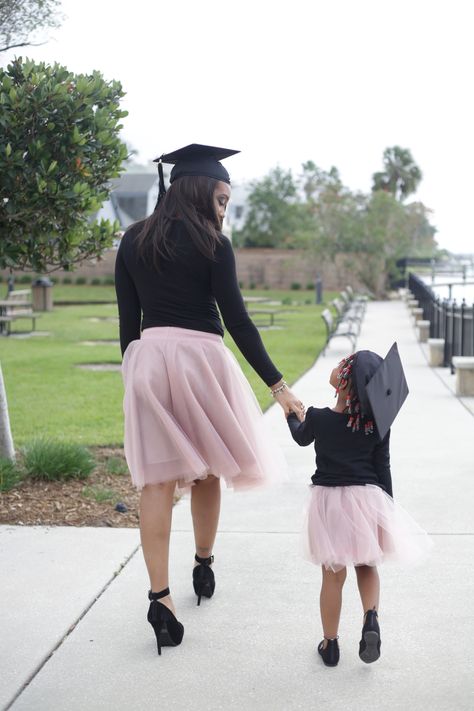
left=154, top=158, right=167, bottom=210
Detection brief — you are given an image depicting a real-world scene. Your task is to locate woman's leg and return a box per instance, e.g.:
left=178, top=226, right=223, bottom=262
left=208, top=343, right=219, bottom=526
left=191, top=475, right=221, bottom=561
left=355, top=565, right=380, bottom=613
left=140, top=481, right=176, bottom=614
left=320, top=566, right=347, bottom=644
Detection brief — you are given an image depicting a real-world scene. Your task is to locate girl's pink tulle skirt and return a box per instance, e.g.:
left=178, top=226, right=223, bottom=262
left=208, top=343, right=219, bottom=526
left=303, top=484, right=433, bottom=571
left=121, top=326, right=287, bottom=491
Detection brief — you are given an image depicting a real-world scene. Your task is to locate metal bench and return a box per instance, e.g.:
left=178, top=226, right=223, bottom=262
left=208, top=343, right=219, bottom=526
left=331, top=298, right=362, bottom=335
left=340, top=289, right=366, bottom=321
left=321, top=308, right=357, bottom=354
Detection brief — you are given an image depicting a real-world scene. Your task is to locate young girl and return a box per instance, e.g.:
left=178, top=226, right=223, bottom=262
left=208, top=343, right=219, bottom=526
left=287, top=349, right=432, bottom=667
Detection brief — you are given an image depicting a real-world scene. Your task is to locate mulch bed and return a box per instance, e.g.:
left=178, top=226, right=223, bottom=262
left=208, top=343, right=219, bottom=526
left=0, top=447, right=140, bottom=528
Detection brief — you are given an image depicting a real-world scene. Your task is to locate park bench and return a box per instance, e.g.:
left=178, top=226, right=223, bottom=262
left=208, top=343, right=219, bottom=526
left=0, top=289, right=39, bottom=335
left=321, top=308, right=357, bottom=354
left=331, top=297, right=362, bottom=335
left=340, top=289, right=366, bottom=321
left=345, top=284, right=370, bottom=309
left=248, top=309, right=284, bottom=327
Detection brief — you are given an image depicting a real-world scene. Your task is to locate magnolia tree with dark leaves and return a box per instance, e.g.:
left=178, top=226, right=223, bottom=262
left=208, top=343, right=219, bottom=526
left=0, top=57, right=128, bottom=460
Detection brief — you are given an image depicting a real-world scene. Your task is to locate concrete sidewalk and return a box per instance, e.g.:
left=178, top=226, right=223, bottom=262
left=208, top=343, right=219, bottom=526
left=1, top=300, right=473, bottom=711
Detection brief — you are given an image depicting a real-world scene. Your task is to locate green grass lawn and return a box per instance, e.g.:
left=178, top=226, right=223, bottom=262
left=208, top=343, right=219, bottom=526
left=1, top=286, right=337, bottom=447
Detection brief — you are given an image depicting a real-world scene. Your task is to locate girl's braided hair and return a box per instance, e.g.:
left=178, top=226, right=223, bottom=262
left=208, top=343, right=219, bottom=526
left=336, top=354, right=374, bottom=435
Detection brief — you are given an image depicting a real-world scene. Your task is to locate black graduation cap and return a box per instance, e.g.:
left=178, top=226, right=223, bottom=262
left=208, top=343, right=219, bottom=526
left=352, top=342, right=409, bottom=440
left=153, top=144, right=240, bottom=206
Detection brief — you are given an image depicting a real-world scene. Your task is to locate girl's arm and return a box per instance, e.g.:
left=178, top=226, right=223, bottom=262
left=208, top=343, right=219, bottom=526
left=286, top=408, right=316, bottom=446
left=373, top=431, right=393, bottom=497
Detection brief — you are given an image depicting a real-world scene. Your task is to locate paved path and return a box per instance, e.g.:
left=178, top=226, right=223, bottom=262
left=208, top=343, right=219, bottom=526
left=1, top=300, right=473, bottom=711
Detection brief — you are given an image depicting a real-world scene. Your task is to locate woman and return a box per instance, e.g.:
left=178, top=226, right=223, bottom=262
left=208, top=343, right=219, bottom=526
left=115, top=144, right=304, bottom=655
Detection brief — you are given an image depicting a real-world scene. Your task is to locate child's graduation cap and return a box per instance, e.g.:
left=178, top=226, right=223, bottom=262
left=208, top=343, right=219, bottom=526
left=153, top=144, right=240, bottom=206
left=352, top=342, right=409, bottom=440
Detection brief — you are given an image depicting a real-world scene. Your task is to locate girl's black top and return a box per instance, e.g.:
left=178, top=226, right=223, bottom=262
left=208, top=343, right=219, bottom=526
left=114, top=220, right=282, bottom=387
left=287, top=407, right=393, bottom=497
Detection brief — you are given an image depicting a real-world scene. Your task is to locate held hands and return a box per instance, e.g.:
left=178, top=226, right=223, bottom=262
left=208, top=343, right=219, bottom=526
left=270, top=380, right=306, bottom=422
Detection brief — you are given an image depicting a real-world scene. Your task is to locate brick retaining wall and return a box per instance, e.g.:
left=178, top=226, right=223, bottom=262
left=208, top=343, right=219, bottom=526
left=1, top=248, right=379, bottom=292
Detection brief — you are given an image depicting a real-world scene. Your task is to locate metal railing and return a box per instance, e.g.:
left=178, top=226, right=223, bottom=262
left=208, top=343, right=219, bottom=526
left=408, top=273, right=474, bottom=367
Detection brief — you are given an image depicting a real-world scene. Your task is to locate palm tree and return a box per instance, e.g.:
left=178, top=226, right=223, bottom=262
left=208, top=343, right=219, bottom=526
left=372, top=146, right=422, bottom=201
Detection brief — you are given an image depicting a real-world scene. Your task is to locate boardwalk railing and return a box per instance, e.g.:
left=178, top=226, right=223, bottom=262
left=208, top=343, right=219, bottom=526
left=408, top=273, right=474, bottom=367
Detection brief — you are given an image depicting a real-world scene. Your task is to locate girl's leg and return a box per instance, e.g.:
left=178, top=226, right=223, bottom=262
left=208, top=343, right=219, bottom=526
left=320, top=566, right=347, bottom=643
left=355, top=565, right=380, bottom=612
left=191, top=475, right=221, bottom=561
left=140, top=481, right=176, bottom=614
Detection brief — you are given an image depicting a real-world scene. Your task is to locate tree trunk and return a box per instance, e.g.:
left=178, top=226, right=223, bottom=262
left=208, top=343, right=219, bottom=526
left=0, top=362, right=15, bottom=461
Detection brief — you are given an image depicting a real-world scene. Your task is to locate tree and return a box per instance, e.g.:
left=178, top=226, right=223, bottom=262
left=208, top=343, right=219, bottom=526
left=0, top=57, right=128, bottom=459
left=233, top=167, right=308, bottom=248
left=0, top=0, right=62, bottom=52
left=299, top=161, right=365, bottom=255
left=372, top=146, right=422, bottom=201
left=232, top=155, right=435, bottom=295
left=0, top=57, right=128, bottom=272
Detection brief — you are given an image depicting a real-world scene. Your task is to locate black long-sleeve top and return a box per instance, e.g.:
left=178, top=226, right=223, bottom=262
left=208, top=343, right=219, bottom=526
left=287, top=407, right=393, bottom=497
left=114, top=220, right=283, bottom=387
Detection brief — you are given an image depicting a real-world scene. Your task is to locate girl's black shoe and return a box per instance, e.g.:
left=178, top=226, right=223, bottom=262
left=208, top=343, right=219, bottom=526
left=192, top=554, right=215, bottom=606
left=147, top=588, right=184, bottom=656
left=359, top=608, right=381, bottom=663
left=318, top=637, right=340, bottom=667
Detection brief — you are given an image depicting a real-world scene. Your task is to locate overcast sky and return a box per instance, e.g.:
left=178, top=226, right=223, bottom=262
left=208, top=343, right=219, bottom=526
left=3, top=0, right=473, bottom=253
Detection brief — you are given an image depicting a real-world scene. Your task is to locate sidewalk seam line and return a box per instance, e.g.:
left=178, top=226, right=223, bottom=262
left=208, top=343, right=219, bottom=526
left=3, top=543, right=140, bottom=711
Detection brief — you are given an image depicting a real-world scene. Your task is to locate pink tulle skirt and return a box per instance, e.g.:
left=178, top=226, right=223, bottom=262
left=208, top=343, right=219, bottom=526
left=303, top=484, right=433, bottom=572
left=121, top=326, right=287, bottom=491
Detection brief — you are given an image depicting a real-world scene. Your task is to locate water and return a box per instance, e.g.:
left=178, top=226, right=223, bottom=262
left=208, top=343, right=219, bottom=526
left=418, top=269, right=474, bottom=303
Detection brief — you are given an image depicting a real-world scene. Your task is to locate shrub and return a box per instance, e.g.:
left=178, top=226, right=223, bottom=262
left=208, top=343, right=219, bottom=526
left=290, top=282, right=301, bottom=290
left=22, top=439, right=95, bottom=481
left=19, top=274, right=32, bottom=284
left=75, top=276, right=87, bottom=285
left=304, top=298, right=312, bottom=305
left=102, top=275, right=115, bottom=286
left=249, top=282, right=256, bottom=290
left=306, top=282, right=314, bottom=290
left=90, top=277, right=101, bottom=286
left=50, top=276, right=59, bottom=284
left=82, top=485, right=115, bottom=503
left=263, top=284, right=270, bottom=290
left=0, top=458, right=22, bottom=492
left=281, top=296, right=292, bottom=305
left=62, top=276, right=72, bottom=284
left=238, top=281, right=244, bottom=289
left=106, top=457, right=128, bottom=476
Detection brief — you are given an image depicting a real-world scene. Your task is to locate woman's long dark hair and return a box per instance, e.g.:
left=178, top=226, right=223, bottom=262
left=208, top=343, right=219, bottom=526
left=135, top=175, right=223, bottom=268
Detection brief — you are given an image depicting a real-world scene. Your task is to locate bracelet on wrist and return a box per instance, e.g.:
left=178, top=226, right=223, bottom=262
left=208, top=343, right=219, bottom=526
left=270, top=381, right=288, bottom=397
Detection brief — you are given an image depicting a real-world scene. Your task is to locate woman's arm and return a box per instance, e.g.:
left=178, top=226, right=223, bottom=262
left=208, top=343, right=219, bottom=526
left=114, top=236, right=142, bottom=356
left=211, top=237, right=304, bottom=419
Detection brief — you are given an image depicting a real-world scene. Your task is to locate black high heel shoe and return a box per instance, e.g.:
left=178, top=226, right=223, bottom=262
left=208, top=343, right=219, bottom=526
left=192, top=554, right=215, bottom=606
left=318, top=637, right=340, bottom=667
left=147, top=588, right=184, bottom=656
left=359, top=608, right=381, bottom=663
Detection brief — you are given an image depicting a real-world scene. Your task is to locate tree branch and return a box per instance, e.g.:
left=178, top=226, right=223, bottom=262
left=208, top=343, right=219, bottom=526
left=0, top=40, right=47, bottom=52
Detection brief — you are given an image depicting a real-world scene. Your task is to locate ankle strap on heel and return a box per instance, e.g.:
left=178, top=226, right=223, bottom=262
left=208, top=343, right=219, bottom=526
left=148, top=587, right=170, bottom=601
left=194, top=554, right=214, bottom=566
